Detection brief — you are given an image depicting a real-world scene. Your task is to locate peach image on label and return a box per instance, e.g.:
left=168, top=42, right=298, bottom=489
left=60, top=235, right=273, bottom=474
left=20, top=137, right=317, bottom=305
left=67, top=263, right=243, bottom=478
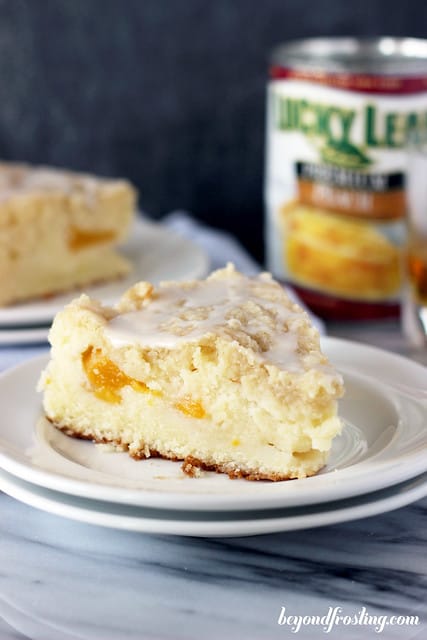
left=281, top=204, right=401, bottom=300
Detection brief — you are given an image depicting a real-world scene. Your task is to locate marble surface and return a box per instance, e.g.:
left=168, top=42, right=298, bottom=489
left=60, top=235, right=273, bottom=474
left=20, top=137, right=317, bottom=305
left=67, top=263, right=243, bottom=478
left=0, top=320, right=426, bottom=639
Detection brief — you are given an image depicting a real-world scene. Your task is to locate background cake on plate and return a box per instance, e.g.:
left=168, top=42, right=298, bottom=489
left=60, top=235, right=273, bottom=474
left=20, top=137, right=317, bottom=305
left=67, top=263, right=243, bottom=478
left=39, top=264, right=344, bottom=481
left=0, top=162, right=136, bottom=306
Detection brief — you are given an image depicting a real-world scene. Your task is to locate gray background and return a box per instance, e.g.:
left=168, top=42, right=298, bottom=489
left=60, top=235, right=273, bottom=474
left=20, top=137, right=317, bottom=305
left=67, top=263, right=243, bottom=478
left=0, top=0, right=426, bottom=260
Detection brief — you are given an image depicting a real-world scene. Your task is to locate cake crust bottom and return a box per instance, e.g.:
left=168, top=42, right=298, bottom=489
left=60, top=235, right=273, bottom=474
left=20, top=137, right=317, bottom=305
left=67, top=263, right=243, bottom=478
left=51, top=419, right=322, bottom=482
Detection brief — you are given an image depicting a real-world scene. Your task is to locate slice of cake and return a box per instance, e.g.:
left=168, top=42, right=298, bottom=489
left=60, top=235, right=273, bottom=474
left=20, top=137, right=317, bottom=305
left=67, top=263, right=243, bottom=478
left=38, top=265, right=344, bottom=481
left=0, top=162, right=136, bottom=306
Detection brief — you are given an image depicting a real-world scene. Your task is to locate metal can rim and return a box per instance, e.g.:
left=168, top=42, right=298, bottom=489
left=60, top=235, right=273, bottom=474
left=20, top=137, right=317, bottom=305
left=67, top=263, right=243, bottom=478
left=271, top=37, right=427, bottom=75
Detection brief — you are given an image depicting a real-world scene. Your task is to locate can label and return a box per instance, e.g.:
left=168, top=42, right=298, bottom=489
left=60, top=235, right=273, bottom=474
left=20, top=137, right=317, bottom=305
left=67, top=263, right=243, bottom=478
left=265, top=70, right=427, bottom=317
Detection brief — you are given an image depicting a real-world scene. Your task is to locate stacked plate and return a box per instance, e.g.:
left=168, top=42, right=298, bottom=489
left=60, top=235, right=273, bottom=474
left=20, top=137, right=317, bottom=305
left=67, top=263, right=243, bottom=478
left=0, top=338, right=426, bottom=537
left=0, top=217, right=209, bottom=347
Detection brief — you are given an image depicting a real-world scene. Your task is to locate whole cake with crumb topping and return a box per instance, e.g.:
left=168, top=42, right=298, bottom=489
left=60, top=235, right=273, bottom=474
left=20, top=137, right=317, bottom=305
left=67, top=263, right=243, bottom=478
left=0, top=162, right=136, bottom=306
left=38, top=265, right=344, bottom=481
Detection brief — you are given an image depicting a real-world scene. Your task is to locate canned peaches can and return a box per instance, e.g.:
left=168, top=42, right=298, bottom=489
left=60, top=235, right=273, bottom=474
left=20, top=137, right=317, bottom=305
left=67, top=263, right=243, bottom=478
left=265, top=37, right=427, bottom=319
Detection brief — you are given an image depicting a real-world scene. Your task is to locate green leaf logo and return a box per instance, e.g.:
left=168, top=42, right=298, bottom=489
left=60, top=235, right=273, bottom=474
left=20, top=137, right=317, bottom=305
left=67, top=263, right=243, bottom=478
left=320, top=140, right=372, bottom=169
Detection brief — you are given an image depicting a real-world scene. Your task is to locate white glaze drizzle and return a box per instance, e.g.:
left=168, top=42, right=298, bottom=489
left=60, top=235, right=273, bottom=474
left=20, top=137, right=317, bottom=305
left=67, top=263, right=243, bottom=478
left=105, top=275, right=327, bottom=374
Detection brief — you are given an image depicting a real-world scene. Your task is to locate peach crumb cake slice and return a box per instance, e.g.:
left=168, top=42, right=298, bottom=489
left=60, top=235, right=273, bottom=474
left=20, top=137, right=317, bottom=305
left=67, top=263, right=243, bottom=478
left=38, top=265, right=344, bottom=481
left=0, top=162, right=136, bottom=306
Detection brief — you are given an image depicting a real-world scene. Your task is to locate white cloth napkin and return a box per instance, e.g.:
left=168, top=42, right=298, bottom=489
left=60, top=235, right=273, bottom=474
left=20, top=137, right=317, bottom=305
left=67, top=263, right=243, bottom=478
left=0, top=343, right=46, bottom=373
left=163, top=211, right=261, bottom=275
left=0, top=212, right=324, bottom=374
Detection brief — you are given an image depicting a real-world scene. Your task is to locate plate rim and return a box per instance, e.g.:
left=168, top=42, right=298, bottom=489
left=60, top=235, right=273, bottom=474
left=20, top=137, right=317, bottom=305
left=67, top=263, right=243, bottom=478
left=1, top=466, right=426, bottom=537
left=0, top=326, right=50, bottom=347
left=0, top=337, right=426, bottom=512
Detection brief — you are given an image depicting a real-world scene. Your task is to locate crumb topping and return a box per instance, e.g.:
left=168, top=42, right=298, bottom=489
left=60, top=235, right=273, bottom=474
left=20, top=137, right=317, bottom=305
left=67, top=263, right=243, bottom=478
left=105, top=265, right=332, bottom=374
left=0, top=162, right=129, bottom=203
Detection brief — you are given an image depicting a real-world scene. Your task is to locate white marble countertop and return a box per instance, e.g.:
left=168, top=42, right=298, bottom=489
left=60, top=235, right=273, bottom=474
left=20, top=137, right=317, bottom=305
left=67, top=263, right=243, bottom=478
left=0, top=318, right=426, bottom=639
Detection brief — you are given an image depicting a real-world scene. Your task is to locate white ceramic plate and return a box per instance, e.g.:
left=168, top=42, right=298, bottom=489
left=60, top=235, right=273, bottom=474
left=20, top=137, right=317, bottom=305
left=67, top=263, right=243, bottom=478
left=0, top=338, right=426, bottom=512
left=0, top=217, right=209, bottom=327
left=0, top=466, right=425, bottom=537
left=0, top=326, right=50, bottom=346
